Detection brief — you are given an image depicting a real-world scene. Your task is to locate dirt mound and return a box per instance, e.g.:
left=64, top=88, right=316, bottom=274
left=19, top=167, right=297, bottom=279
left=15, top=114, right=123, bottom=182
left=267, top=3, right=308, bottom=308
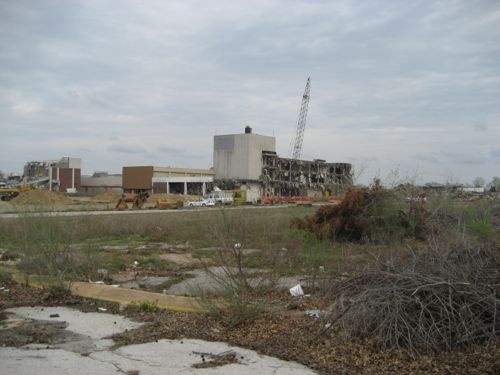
left=11, top=190, right=73, bottom=205
left=148, top=194, right=200, bottom=203
left=91, top=191, right=122, bottom=202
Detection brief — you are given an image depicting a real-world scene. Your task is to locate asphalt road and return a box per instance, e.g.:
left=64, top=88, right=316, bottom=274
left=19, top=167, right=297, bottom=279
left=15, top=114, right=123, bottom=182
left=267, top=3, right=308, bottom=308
left=0, top=204, right=299, bottom=219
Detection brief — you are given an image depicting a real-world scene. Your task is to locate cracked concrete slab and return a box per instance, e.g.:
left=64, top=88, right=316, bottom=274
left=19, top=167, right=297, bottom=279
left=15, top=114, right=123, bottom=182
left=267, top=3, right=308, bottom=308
left=5, top=306, right=143, bottom=342
left=166, top=267, right=303, bottom=297
left=0, top=307, right=316, bottom=375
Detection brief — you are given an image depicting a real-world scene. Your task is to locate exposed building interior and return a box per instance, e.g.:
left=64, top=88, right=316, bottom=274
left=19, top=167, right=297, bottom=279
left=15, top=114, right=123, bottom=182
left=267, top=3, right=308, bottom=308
left=23, top=157, right=81, bottom=192
left=213, top=127, right=352, bottom=201
left=261, top=152, right=352, bottom=197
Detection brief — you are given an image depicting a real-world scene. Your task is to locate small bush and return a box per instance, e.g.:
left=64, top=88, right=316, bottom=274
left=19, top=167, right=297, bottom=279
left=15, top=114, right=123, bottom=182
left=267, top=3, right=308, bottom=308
left=199, top=211, right=270, bottom=327
left=137, top=301, right=159, bottom=312
left=0, top=270, right=13, bottom=284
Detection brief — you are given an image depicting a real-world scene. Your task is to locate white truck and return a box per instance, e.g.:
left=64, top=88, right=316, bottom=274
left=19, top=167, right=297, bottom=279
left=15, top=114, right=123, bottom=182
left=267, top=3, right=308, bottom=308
left=206, top=190, right=233, bottom=205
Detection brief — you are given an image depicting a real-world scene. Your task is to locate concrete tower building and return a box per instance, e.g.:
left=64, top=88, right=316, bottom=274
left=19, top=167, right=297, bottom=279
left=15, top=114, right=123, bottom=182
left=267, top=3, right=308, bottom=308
left=213, top=126, right=275, bottom=181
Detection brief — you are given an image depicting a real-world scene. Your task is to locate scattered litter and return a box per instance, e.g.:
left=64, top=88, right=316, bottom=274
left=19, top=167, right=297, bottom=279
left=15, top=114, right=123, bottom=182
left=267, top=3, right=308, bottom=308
left=97, top=268, right=109, bottom=276
left=89, top=280, right=105, bottom=285
left=304, top=310, right=320, bottom=318
left=324, top=323, right=332, bottom=329
left=289, top=284, right=304, bottom=296
left=0, top=287, right=5, bottom=290
left=192, top=350, right=239, bottom=369
left=133, top=261, right=139, bottom=266
left=49, top=314, right=60, bottom=318
left=110, top=284, right=120, bottom=288
left=2, top=289, right=9, bottom=292
left=98, top=307, right=107, bottom=312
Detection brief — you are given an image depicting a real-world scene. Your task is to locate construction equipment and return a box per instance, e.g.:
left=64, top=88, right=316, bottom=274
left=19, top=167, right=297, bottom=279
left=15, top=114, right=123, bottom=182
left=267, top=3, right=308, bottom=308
left=290, top=77, right=311, bottom=160
left=115, top=192, right=150, bottom=210
left=232, top=190, right=247, bottom=205
left=0, top=185, right=33, bottom=201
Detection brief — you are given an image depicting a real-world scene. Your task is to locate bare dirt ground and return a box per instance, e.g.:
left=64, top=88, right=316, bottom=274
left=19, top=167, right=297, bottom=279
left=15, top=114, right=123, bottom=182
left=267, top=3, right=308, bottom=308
left=1, top=280, right=498, bottom=375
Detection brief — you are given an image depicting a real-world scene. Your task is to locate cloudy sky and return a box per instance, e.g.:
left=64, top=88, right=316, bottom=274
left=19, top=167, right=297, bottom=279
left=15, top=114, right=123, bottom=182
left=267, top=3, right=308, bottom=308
left=1, top=0, right=499, bottom=184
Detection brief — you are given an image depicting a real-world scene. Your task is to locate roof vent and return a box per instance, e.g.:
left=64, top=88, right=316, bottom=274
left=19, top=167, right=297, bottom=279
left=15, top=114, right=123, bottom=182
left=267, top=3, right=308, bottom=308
left=245, top=126, right=252, bottom=134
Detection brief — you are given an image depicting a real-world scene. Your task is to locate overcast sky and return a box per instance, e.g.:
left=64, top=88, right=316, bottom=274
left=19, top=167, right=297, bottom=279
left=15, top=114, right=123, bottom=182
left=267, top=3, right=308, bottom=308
left=1, top=0, right=499, bottom=184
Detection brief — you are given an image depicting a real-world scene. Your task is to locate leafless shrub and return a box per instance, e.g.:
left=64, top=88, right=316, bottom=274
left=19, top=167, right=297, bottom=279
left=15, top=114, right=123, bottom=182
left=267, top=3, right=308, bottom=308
left=324, top=239, right=500, bottom=353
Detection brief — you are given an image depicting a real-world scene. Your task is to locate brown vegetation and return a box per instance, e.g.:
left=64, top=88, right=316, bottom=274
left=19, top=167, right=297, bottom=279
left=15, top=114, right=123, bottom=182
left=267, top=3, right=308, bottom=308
left=294, top=181, right=429, bottom=242
left=324, top=239, right=500, bottom=353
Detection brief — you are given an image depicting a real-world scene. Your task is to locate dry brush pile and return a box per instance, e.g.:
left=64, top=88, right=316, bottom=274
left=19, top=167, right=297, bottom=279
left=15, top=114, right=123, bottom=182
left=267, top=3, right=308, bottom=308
left=294, top=180, right=430, bottom=243
left=324, top=240, right=500, bottom=353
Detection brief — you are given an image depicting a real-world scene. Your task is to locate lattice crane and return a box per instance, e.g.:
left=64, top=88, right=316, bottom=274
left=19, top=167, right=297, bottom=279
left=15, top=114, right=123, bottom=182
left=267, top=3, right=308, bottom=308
left=291, top=77, right=311, bottom=160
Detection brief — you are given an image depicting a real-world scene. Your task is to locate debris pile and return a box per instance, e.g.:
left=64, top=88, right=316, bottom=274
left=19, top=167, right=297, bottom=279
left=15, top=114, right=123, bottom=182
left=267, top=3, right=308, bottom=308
left=325, top=242, right=500, bottom=353
left=294, top=180, right=430, bottom=242
left=10, top=190, right=73, bottom=205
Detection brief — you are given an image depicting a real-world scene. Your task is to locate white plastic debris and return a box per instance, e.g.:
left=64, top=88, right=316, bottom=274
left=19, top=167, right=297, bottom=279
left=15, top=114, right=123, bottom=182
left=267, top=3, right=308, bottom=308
left=304, top=310, right=320, bottom=318
left=133, top=261, right=139, bottom=266
left=98, top=307, right=107, bottom=312
left=289, top=284, right=304, bottom=296
left=90, top=280, right=105, bottom=285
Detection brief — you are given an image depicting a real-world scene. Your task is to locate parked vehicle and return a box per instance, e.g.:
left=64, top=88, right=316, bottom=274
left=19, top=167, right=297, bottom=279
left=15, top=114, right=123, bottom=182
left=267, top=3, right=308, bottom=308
left=206, top=190, right=234, bottom=205
left=186, top=198, right=215, bottom=208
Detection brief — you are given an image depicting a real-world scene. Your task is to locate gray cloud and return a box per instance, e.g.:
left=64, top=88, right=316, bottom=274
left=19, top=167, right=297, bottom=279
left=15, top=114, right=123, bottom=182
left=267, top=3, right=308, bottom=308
left=1, top=0, right=499, bottom=183
left=107, top=144, right=147, bottom=154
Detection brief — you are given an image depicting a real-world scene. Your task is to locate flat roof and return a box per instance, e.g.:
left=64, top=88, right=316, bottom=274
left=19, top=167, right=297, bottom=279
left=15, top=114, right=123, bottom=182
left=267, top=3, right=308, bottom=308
left=153, top=166, right=215, bottom=175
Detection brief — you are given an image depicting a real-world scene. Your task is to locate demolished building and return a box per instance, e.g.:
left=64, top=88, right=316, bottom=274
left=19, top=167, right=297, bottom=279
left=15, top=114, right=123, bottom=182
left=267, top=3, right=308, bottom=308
left=23, top=157, right=81, bottom=192
left=213, top=127, right=352, bottom=202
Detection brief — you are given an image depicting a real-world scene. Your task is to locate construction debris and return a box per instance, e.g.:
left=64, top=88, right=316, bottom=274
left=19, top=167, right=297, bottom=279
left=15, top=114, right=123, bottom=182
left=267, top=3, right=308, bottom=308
left=191, top=350, right=239, bottom=369
left=289, top=284, right=304, bottom=296
left=262, top=152, right=352, bottom=197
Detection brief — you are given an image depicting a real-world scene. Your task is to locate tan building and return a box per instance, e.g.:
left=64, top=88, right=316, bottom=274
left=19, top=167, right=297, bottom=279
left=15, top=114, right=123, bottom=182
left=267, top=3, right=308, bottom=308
left=122, top=166, right=214, bottom=195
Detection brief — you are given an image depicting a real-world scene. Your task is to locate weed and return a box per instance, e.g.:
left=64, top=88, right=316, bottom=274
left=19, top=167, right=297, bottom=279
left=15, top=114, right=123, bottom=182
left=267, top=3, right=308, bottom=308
left=0, top=270, right=13, bottom=284
left=136, top=301, right=159, bottom=312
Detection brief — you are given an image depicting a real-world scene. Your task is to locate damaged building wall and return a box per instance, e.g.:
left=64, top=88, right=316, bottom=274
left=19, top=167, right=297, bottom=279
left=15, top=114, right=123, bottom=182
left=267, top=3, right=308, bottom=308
left=213, top=128, right=353, bottom=201
left=261, top=151, right=352, bottom=197
left=23, top=157, right=82, bottom=192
